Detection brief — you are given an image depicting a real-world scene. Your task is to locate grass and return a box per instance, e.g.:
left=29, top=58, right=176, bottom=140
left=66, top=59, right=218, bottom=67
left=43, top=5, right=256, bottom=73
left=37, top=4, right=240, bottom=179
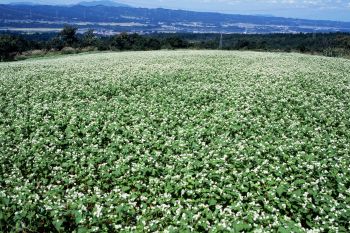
left=1, top=50, right=349, bottom=232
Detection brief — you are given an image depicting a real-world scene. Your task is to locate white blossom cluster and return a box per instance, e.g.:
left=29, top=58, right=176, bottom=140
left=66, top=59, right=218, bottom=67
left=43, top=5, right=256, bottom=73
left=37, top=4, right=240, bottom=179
left=0, top=51, right=349, bottom=232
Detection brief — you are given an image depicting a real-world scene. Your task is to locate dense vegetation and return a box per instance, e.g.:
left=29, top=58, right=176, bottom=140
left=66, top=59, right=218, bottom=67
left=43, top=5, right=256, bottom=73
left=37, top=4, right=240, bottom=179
left=1, top=26, right=350, bottom=61
left=1, top=51, right=349, bottom=232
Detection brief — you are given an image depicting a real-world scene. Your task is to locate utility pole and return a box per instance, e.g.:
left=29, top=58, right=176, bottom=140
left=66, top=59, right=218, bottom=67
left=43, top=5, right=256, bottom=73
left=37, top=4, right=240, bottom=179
left=219, top=33, right=223, bottom=49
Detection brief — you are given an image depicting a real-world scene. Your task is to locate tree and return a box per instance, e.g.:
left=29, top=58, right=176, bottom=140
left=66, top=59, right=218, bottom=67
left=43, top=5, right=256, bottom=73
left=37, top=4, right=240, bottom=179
left=297, top=44, right=307, bottom=53
left=110, top=33, right=144, bottom=50
left=163, top=37, right=188, bottom=49
left=82, top=29, right=98, bottom=47
left=0, top=35, right=16, bottom=61
left=110, top=32, right=130, bottom=50
left=60, top=25, right=78, bottom=47
left=235, top=40, right=250, bottom=49
left=0, top=35, right=28, bottom=61
left=47, top=36, right=64, bottom=51
left=146, top=38, right=161, bottom=50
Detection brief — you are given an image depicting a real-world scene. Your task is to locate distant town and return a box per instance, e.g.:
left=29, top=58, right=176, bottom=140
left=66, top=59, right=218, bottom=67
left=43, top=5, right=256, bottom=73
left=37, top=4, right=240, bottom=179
left=1, top=2, right=350, bottom=35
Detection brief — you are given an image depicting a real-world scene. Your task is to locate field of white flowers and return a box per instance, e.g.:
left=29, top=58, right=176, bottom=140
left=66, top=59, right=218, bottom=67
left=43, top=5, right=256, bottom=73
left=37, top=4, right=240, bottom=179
left=1, top=50, right=350, bottom=232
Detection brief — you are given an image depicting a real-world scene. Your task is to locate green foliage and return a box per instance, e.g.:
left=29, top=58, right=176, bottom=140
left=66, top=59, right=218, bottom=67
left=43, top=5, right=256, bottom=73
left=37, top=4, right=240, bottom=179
left=60, top=25, right=78, bottom=47
left=1, top=31, right=350, bottom=62
left=163, top=37, right=189, bottom=49
left=1, top=51, right=350, bottom=232
left=110, top=33, right=162, bottom=51
left=81, top=29, right=98, bottom=48
left=47, top=36, right=65, bottom=51
left=0, top=35, right=28, bottom=61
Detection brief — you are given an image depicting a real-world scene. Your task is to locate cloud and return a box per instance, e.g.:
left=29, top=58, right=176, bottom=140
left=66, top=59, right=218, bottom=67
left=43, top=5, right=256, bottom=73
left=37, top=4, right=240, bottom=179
left=201, top=0, right=350, bottom=9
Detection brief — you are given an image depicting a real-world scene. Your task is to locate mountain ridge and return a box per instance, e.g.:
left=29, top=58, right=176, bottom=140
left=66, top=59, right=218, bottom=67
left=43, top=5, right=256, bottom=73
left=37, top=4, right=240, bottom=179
left=76, top=0, right=130, bottom=7
left=0, top=3, right=350, bottom=34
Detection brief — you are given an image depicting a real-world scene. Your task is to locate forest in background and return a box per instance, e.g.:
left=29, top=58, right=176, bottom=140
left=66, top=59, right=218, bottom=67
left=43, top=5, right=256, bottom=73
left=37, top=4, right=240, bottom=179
left=1, top=26, right=350, bottom=61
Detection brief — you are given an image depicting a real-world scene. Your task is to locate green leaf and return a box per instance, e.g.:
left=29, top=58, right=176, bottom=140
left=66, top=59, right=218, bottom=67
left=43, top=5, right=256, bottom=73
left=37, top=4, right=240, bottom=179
left=53, top=219, right=64, bottom=232
left=276, top=185, right=286, bottom=197
left=78, top=227, right=89, bottom=233
left=208, top=199, right=217, bottom=206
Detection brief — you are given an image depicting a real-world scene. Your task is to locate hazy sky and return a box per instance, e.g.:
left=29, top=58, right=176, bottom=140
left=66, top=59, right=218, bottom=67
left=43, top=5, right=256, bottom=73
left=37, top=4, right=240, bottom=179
left=1, top=0, right=350, bottom=21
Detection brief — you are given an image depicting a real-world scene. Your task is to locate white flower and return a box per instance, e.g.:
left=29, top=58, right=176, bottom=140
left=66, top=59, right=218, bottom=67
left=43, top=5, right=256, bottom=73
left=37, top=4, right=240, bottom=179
left=93, top=204, right=103, bottom=218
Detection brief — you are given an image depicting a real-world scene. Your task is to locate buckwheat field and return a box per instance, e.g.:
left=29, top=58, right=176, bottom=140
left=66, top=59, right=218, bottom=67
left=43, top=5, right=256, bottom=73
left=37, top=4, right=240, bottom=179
left=1, top=50, right=349, bottom=232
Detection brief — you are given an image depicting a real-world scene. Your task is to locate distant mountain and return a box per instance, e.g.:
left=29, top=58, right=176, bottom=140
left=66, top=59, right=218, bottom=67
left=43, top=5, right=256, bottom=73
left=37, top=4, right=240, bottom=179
left=0, top=3, right=350, bottom=34
left=76, top=1, right=130, bottom=7
left=8, top=1, right=39, bottom=5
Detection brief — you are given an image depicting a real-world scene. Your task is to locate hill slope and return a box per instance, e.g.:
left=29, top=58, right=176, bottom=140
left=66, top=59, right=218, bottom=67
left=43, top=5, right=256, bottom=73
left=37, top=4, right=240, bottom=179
left=1, top=51, right=350, bottom=231
left=1, top=4, right=350, bottom=33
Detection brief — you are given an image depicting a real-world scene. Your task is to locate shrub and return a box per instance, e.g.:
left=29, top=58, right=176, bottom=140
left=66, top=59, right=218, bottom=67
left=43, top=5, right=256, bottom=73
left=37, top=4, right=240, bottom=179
left=61, top=47, right=76, bottom=54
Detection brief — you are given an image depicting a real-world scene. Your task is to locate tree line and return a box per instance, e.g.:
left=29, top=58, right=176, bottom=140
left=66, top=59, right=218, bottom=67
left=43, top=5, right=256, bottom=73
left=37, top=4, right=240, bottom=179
left=1, top=25, right=350, bottom=61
